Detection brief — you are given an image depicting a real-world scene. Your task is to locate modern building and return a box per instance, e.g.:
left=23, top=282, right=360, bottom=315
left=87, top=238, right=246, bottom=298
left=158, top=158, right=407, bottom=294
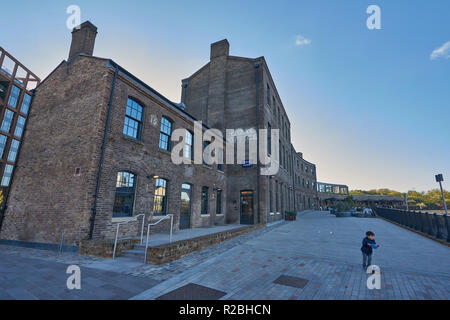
left=0, top=22, right=318, bottom=247
left=0, top=47, right=40, bottom=230
left=317, top=182, right=403, bottom=208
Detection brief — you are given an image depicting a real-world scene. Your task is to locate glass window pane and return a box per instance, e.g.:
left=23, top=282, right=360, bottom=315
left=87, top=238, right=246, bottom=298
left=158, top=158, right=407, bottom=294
left=20, top=93, right=31, bottom=115
left=113, top=172, right=136, bottom=217
left=123, top=98, right=143, bottom=140
left=7, top=85, right=21, bottom=108
left=0, top=135, right=7, bottom=158
left=1, top=164, right=14, bottom=187
left=7, top=139, right=20, bottom=163
left=14, top=116, right=26, bottom=138
left=1, top=110, right=14, bottom=133
left=153, top=178, right=168, bottom=215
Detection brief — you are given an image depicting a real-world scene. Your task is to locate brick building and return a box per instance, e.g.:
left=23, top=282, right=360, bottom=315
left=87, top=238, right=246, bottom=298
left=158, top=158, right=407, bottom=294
left=0, top=22, right=318, bottom=246
left=182, top=40, right=318, bottom=224
left=0, top=47, right=40, bottom=230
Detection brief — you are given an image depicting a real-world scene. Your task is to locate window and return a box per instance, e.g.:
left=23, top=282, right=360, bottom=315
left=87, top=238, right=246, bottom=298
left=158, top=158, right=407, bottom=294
left=14, top=116, right=26, bottom=138
left=272, top=97, right=276, bottom=109
left=159, top=117, right=172, bottom=151
left=184, top=130, right=193, bottom=160
left=20, top=93, right=31, bottom=115
left=1, top=164, right=14, bottom=187
left=203, top=141, right=211, bottom=167
left=0, top=135, right=7, bottom=158
left=216, top=189, right=222, bottom=215
left=201, top=186, right=209, bottom=215
left=279, top=142, right=282, bottom=167
left=269, top=180, right=273, bottom=212
left=1, top=110, right=14, bottom=133
left=275, top=182, right=279, bottom=212
left=153, top=178, right=168, bottom=215
left=7, top=85, right=20, bottom=109
left=267, top=123, right=271, bottom=155
left=113, top=172, right=136, bottom=217
left=123, top=98, right=143, bottom=140
left=7, top=139, right=20, bottom=163
left=0, top=79, right=9, bottom=102
left=266, top=84, right=271, bottom=106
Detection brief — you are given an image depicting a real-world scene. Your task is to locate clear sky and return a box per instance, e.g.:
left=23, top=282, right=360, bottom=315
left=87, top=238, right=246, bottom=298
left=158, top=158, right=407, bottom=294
left=2, top=0, right=449, bottom=192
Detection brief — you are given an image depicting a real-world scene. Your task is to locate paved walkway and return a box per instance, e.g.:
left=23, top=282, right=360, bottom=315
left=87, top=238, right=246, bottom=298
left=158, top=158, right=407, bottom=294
left=132, top=211, right=450, bottom=300
left=1, top=211, right=449, bottom=299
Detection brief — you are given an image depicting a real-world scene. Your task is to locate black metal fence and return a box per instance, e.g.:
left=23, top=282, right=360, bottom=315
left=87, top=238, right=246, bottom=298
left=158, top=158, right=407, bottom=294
left=374, top=207, right=450, bottom=243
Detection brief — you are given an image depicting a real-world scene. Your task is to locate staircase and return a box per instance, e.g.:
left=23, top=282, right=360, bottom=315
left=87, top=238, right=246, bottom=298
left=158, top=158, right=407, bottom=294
left=121, top=244, right=147, bottom=261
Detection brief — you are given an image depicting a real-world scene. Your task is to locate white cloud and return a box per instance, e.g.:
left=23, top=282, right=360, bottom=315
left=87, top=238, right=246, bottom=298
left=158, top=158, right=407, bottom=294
left=295, top=34, right=311, bottom=46
left=430, top=41, right=450, bottom=60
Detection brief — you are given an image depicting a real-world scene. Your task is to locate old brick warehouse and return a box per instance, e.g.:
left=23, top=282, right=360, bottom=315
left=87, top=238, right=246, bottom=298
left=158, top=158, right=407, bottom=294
left=0, top=21, right=318, bottom=248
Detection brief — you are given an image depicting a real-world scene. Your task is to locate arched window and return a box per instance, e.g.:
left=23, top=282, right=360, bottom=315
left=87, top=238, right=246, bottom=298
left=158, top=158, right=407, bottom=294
left=123, top=98, right=143, bottom=140
left=201, top=186, right=209, bottom=215
left=113, top=172, right=136, bottom=217
left=153, top=178, right=168, bottom=215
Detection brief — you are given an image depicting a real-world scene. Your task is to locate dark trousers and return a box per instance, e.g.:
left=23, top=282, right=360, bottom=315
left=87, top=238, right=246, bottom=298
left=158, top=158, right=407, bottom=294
left=362, top=253, right=372, bottom=268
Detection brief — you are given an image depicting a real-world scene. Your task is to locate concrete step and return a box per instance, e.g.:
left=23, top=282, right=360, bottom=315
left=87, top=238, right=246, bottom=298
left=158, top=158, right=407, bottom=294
left=122, top=248, right=145, bottom=258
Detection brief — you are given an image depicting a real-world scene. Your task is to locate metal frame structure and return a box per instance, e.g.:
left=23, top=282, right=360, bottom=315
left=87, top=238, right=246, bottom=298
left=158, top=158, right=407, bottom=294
left=0, top=46, right=40, bottom=227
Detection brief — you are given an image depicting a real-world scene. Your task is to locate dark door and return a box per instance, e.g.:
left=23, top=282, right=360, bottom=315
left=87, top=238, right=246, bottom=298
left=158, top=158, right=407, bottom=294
left=180, top=184, right=192, bottom=229
left=240, top=190, right=254, bottom=225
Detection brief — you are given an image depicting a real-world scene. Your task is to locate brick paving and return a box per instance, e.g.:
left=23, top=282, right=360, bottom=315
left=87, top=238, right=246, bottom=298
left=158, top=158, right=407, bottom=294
left=1, top=211, right=450, bottom=300
left=132, top=211, right=450, bottom=300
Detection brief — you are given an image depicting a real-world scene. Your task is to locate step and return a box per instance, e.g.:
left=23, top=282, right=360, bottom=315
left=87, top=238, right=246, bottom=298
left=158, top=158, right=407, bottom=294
left=121, top=248, right=145, bottom=258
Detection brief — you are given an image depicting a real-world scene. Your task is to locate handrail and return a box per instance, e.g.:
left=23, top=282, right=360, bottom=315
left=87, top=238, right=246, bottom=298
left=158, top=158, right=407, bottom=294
left=144, top=214, right=174, bottom=264
left=112, top=213, right=145, bottom=259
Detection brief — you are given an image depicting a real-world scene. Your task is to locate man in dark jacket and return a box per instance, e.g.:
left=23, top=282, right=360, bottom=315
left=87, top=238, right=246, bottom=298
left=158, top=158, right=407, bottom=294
left=361, top=231, right=380, bottom=270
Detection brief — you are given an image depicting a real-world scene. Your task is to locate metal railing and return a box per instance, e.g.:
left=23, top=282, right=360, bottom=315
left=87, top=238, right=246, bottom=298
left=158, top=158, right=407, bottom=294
left=112, top=213, right=145, bottom=259
left=375, top=207, right=450, bottom=243
left=144, top=214, right=174, bottom=264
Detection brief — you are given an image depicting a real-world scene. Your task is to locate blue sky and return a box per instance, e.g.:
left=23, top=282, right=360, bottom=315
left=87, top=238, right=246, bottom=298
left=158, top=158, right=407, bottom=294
left=3, top=0, right=449, bottom=192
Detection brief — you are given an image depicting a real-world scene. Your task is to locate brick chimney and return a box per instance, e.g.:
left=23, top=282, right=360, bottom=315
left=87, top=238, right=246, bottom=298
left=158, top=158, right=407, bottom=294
left=210, top=39, right=229, bottom=60
left=68, top=21, right=98, bottom=61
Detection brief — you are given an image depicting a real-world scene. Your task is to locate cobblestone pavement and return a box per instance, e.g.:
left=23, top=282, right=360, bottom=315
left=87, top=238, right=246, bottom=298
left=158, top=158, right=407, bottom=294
left=132, top=211, right=450, bottom=300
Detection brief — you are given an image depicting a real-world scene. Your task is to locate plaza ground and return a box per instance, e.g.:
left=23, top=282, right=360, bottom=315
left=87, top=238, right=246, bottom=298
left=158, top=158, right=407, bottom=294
left=1, top=211, right=449, bottom=300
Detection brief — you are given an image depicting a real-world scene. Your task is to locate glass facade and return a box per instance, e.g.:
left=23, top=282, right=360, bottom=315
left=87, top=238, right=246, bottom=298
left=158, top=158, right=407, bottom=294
left=0, top=47, right=40, bottom=210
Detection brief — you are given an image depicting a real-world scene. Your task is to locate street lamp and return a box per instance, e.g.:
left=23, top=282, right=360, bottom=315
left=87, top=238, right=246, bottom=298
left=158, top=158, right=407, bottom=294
left=435, top=174, right=448, bottom=216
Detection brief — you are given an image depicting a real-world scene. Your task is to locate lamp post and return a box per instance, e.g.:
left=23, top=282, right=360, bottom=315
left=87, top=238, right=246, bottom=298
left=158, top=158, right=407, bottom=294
left=435, top=174, right=448, bottom=216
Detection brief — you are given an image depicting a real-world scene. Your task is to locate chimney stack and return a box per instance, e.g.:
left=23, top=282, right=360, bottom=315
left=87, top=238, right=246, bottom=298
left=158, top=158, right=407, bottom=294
left=68, top=21, right=98, bottom=61
left=210, top=39, right=229, bottom=60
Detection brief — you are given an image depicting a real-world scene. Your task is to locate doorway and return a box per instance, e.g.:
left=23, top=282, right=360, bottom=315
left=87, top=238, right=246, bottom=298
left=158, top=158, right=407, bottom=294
left=240, top=190, right=254, bottom=225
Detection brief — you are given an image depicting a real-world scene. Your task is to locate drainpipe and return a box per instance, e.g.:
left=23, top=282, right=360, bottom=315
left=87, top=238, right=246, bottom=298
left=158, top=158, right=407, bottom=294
left=89, top=63, right=119, bottom=239
left=254, top=62, right=261, bottom=224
